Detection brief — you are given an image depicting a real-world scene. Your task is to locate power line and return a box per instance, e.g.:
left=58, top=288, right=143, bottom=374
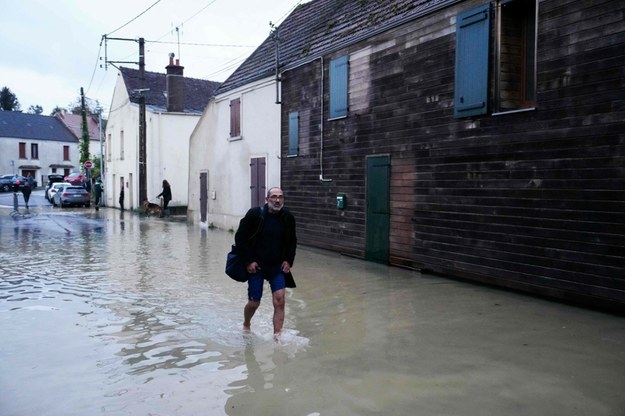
left=85, top=37, right=105, bottom=95
left=147, top=40, right=255, bottom=48
left=107, top=0, right=163, bottom=36
left=153, top=0, right=219, bottom=42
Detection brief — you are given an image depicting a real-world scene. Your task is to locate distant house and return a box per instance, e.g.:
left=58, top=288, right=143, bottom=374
left=276, top=0, right=625, bottom=311
left=105, top=55, right=220, bottom=211
left=188, top=51, right=283, bottom=226
left=55, top=111, right=103, bottom=167
left=0, top=111, right=79, bottom=185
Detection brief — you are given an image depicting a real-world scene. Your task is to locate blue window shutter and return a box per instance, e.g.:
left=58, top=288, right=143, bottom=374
left=288, top=111, right=299, bottom=156
left=454, top=3, right=490, bottom=118
left=329, top=55, right=348, bottom=119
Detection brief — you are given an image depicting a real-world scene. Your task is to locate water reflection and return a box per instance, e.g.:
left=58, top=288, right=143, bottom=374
left=1, top=208, right=624, bottom=415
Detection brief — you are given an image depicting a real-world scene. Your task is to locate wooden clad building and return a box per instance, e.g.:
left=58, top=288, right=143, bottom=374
left=278, top=0, right=625, bottom=312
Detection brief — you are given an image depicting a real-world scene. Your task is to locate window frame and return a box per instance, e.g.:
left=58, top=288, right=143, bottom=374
left=454, top=1, right=537, bottom=119
left=493, top=0, right=537, bottom=114
left=230, top=98, right=241, bottom=139
left=19, top=142, right=27, bottom=159
left=329, top=55, right=349, bottom=120
left=287, top=111, right=299, bottom=157
left=120, top=130, right=124, bottom=160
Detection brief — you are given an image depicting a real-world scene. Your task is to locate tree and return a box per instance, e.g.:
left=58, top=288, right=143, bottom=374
left=90, top=155, right=103, bottom=179
left=27, top=105, right=43, bottom=115
left=0, top=86, right=21, bottom=111
left=50, top=106, right=66, bottom=116
left=69, top=96, right=102, bottom=117
left=79, top=88, right=90, bottom=165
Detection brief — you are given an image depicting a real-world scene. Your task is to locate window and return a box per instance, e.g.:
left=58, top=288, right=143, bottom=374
left=107, top=134, right=111, bottom=162
left=329, top=55, right=349, bottom=119
left=288, top=111, right=299, bottom=156
left=120, top=130, right=124, bottom=160
left=495, top=0, right=536, bottom=112
left=230, top=98, right=241, bottom=138
left=454, top=1, right=537, bottom=118
left=19, top=142, right=26, bottom=158
left=63, top=145, right=70, bottom=161
left=31, top=143, right=39, bottom=160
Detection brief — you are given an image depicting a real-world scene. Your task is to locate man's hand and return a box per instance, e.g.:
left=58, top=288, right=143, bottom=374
left=247, top=262, right=260, bottom=273
left=281, top=261, right=291, bottom=274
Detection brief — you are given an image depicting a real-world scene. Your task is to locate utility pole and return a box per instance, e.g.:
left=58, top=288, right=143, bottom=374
left=102, top=35, right=148, bottom=205
left=138, top=37, right=147, bottom=204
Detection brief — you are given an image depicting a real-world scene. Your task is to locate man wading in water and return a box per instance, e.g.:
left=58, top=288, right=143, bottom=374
left=235, top=187, right=297, bottom=340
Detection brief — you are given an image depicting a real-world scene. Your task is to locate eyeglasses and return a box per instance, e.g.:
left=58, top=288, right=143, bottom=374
left=268, top=195, right=284, bottom=200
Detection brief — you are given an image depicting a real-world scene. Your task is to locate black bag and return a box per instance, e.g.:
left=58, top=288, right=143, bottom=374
left=225, top=244, right=248, bottom=282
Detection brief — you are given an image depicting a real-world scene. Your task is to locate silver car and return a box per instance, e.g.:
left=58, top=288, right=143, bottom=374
left=47, top=182, right=71, bottom=203
left=53, top=185, right=91, bottom=208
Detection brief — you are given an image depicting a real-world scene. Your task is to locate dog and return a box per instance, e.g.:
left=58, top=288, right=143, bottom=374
left=142, top=199, right=163, bottom=217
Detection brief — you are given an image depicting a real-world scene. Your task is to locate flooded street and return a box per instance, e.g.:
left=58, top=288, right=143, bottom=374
left=1, top=205, right=624, bottom=415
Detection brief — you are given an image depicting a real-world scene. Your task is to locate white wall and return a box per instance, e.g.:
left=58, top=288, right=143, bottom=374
left=104, top=75, right=138, bottom=209
left=147, top=111, right=200, bottom=206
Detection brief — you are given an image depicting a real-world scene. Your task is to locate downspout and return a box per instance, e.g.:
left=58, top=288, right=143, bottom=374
left=272, top=24, right=281, bottom=104
left=280, top=54, right=333, bottom=182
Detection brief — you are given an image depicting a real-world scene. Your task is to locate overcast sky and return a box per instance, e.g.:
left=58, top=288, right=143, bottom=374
left=0, top=0, right=307, bottom=115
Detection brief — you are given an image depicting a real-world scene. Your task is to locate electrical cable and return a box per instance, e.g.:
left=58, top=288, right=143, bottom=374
left=107, top=0, right=163, bottom=36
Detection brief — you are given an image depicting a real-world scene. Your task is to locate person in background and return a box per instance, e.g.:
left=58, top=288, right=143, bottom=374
left=93, top=178, right=103, bottom=211
left=119, top=187, right=124, bottom=211
left=22, top=174, right=33, bottom=209
left=235, top=187, right=297, bottom=340
left=156, top=180, right=172, bottom=217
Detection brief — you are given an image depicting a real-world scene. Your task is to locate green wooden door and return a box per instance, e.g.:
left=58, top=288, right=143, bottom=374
left=366, top=155, right=390, bottom=263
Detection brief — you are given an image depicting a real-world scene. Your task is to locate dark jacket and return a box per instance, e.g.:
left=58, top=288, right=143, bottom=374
left=235, top=204, right=297, bottom=286
left=157, top=186, right=172, bottom=202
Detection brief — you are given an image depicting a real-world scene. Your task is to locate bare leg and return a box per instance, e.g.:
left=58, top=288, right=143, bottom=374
left=244, top=300, right=260, bottom=331
left=272, top=289, right=285, bottom=335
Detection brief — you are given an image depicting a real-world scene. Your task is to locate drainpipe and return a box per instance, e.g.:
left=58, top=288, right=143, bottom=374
left=272, top=25, right=281, bottom=104
left=280, top=55, right=333, bottom=182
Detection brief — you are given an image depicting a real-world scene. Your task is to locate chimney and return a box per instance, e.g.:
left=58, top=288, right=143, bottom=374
left=166, top=53, right=185, bottom=112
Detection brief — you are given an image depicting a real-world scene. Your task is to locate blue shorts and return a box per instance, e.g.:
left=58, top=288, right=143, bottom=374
left=247, top=271, right=286, bottom=301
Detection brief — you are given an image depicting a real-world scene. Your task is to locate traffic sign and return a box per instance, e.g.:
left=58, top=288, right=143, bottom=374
left=84, top=160, right=93, bottom=169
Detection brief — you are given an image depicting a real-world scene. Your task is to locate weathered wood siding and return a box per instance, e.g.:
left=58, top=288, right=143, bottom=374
left=281, top=0, right=625, bottom=312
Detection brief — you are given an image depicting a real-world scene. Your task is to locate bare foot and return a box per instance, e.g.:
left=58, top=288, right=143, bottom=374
left=243, top=324, right=251, bottom=333
left=273, top=332, right=281, bottom=343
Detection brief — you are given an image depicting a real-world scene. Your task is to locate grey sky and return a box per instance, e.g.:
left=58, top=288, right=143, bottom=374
left=0, top=0, right=305, bottom=114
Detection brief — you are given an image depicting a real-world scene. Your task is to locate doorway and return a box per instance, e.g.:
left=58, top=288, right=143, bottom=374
left=365, top=155, right=390, bottom=263
left=250, top=157, right=266, bottom=208
left=200, top=171, right=208, bottom=223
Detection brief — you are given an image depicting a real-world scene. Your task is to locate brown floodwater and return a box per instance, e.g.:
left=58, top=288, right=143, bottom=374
left=1, top=207, right=624, bottom=415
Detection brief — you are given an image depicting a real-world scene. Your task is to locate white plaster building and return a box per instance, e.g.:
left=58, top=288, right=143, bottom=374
left=188, top=77, right=282, bottom=229
left=104, top=56, right=220, bottom=211
left=0, top=111, right=79, bottom=186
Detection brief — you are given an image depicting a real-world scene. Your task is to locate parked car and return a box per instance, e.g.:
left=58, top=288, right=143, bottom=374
left=64, top=172, right=86, bottom=185
left=47, top=182, right=71, bottom=203
left=53, top=185, right=91, bottom=208
left=0, top=175, right=14, bottom=192
left=44, top=174, right=66, bottom=200
left=11, top=175, right=37, bottom=191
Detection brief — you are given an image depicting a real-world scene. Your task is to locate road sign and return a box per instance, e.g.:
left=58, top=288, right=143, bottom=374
left=84, top=160, right=93, bottom=169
